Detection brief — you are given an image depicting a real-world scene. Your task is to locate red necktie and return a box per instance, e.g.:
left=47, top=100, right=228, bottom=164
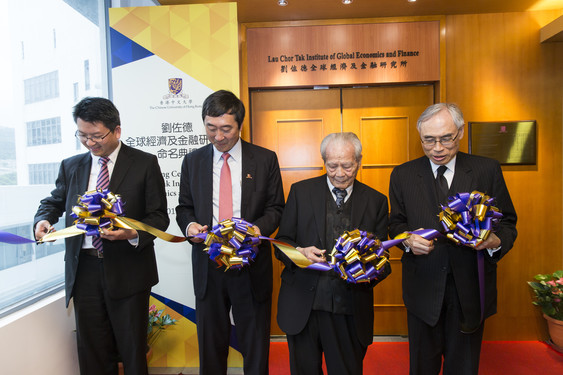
left=92, top=157, right=110, bottom=252
left=219, top=153, right=233, bottom=222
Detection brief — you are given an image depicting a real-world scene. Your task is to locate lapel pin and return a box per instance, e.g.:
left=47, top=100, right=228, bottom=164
left=246, top=173, right=253, bottom=179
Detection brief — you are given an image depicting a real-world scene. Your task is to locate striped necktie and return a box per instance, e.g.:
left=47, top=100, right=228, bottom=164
left=92, top=157, right=110, bottom=252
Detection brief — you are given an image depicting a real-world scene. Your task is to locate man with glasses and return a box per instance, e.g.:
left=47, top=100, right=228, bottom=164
left=34, top=97, right=169, bottom=375
left=389, top=103, right=517, bottom=375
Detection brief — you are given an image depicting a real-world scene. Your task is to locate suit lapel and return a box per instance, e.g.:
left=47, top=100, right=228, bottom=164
left=312, top=176, right=327, bottom=248
left=350, top=180, right=366, bottom=229
left=241, top=141, right=256, bottom=218
left=110, top=143, right=132, bottom=192
left=201, top=145, right=214, bottom=225
left=450, top=152, right=473, bottom=195
left=417, top=157, right=440, bottom=209
left=74, top=153, right=92, bottom=193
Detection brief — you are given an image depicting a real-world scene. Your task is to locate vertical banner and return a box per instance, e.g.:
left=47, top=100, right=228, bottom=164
left=109, top=3, right=240, bottom=369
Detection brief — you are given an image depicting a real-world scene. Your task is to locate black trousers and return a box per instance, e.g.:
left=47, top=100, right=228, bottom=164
left=407, top=273, right=484, bottom=375
left=196, top=261, right=271, bottom=375
left=287, top=310, right=367, bottom=375
left=73, top=253, right=150, bottom=375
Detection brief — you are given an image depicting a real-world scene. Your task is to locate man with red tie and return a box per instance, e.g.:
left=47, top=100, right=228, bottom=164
left=176, top=90, right=285, bottom=375
left=34, top=97, right=169, bottom=375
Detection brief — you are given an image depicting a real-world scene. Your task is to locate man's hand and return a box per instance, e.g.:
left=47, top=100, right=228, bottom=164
left=100, top=228, right=138, bottom=241
left=35, top=220, right=54, bottom=241
left=252, top=225, right=262, bottom=237
left=404, top=233, right=435, bottom=255
left=297, top=246, right=326, bottom=263
left=474, top=232, right=501, bottom=251
left=187, top=223, right=208, bottom=243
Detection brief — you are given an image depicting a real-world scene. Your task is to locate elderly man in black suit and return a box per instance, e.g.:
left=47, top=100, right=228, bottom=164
left=275, top=132, right=390, bottom=375
left=34, top=97, right=169, bottom=375
left=175, top=90, right=284, bottom=375
left=389, top=103, right=517, bottom=375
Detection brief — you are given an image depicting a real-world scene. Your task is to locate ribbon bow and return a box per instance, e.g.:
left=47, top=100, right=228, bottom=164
left=329, top=229, right=390, bottom=283
left=439, top=190, right=503, bottom=247
left=197, top=218, right=261, bottom=270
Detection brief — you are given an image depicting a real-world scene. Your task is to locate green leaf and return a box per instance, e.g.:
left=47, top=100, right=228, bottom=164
left=534, top=274, right=551, bottom=281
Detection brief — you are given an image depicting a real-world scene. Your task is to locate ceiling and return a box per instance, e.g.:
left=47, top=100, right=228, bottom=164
left=158, top=0, right=562, bottom=23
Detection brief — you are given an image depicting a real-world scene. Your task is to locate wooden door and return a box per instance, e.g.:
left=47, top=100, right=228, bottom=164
left=342, top=85, right=435, bottom=335
left=250, top=84, right=434, bottom=336
left=250, top=88, right=342, bottom=335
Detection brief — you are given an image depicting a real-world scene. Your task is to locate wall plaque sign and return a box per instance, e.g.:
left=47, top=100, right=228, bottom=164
left=247, top=21, right=440, bottom=88
left=468, top=121, right=537, bottom=165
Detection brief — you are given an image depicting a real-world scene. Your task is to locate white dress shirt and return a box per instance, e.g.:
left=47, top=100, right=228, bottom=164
left=429, top=156, right=456, bottom=188
left=212, top=138, right=242, bottom=226
left=326, top=177, right=354, bottom=204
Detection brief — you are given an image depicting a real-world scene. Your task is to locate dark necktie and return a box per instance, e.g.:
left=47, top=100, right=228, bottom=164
left=332, top=187, right=347, bottom=209
left=435, top=165, right=448, bottom=203
left=92, top=157, right=110, bottom=252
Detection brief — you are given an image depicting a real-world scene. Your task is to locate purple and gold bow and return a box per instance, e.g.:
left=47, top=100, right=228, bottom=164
left=328, top=229, right=390, bottom=283
left=0, top=190, right=123, bottom=245
left=439, top=191, right=503, bottom=248
left=39, top=189, right=186, bottom=244
left=439, top=190, right=502, bottom=322
left=195, top=218, right=261, bottom=270
left=35, top=189, right=125, bottom=243
left=71, top=189, right=123, bottom=237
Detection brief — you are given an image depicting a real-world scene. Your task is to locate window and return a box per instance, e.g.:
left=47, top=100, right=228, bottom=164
left=0, top=225, right=33, bottom=270
left=24, top=71, right=60, bottom=104
left=26, top=117, right=62, bottom=146
left=0, top=223, right=65, bottom=310
left=0, top=0, right=108, bottom=317
left=74, top=82, right=79, bottom=101
left=84, top=59, right=90, bottom=90
left=0, top=127, right=16, bottom=185
left=29, top=162, right=60, bottom=185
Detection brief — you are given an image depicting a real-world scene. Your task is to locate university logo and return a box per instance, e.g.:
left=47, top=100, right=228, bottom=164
left=168, top=78, right=183, bottom=95
left=162, top=78, right=189, bottom=100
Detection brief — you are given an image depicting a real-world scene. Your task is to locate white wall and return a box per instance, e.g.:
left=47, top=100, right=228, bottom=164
left=0, top=291, right=78, bottom=374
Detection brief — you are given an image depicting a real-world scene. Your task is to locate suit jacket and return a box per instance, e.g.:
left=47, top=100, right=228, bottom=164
left=34, top=143, right=169, bottom=307
left=275, top=175, right=390, bottom=347
left=389, top=152, right=517, bottom=331
left=175, top=140, right=285, bottom=302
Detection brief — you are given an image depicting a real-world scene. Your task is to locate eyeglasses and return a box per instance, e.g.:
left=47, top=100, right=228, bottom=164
left=420, top=130, right=460, bottom=147
left=75, top=129, right=112, bottom=143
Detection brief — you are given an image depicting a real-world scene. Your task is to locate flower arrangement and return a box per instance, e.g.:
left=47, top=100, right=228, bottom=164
left=147, top=304, right=177, bottom=346
left=528, top=270, right=563, bottom=321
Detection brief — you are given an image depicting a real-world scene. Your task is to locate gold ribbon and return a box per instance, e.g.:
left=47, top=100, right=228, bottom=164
left=39, top=217, right=186, bottom=244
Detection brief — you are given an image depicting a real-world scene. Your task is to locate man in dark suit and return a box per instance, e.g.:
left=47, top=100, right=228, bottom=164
left=34, top=97, right=169, bottom=375
left=389, top=103, right=517, bottom=375
left=175, top=90, right=284, bottom=375
left=275, top=132, right=390, bottom=375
